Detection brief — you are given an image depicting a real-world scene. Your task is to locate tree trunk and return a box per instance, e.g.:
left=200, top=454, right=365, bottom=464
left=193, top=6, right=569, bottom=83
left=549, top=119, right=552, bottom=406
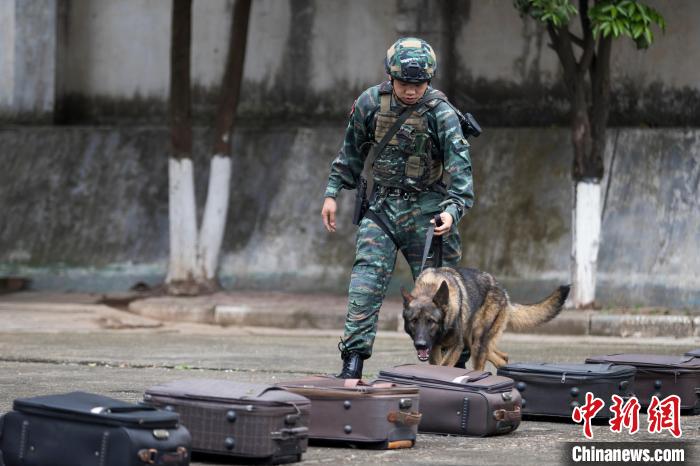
left=571, top=180, right=602, bottom=308
left=166, top=0, right=201, bottom=294
left=568, top=35, right=612, bottom=309
left=198, top=0, right=252, bottom=282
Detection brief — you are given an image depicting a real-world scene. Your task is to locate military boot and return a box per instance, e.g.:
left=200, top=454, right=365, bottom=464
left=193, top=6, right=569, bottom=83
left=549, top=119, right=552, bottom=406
left=336, top=339, right=364, bottom=378
left=337, top=352, right=364, bottom=379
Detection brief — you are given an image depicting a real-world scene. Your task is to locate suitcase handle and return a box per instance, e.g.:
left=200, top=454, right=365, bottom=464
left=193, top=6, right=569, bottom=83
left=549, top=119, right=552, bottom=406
left=387, top=411, right=422, bottom=426
left=493, top=406, right=521, bottom=423
left=343, top=379, right=394, bottom=389
left=271, top=426, right=309, bottom=440
left=137, top=446, right=188, bottom=465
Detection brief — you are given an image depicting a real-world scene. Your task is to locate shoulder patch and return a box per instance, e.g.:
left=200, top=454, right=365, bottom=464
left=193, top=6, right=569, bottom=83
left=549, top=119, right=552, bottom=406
left=349, top=99, right=357, bottom=117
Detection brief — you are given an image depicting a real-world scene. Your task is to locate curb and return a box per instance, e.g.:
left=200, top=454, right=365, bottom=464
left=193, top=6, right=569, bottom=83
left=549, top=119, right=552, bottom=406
left=127, top=298, right=700, bottom=339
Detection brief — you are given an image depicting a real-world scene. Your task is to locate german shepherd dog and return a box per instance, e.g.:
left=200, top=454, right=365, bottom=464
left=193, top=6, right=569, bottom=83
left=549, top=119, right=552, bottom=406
left=401, top=267, right=570, bottom=371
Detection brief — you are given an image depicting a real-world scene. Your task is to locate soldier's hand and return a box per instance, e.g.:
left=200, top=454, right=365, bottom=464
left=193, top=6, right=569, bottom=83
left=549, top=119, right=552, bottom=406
left=432, top=212, right=453, bottom=236
left=322, top=197, right=337, bottom=233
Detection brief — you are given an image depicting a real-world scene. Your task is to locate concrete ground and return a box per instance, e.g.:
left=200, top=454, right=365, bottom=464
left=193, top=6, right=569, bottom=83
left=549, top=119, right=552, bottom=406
left=0, top=296, right=698, bottom=465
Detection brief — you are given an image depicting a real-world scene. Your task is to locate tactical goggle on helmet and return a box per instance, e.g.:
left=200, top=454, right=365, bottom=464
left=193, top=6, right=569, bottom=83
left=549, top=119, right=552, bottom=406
left=384, top=37, right=437, bottom=83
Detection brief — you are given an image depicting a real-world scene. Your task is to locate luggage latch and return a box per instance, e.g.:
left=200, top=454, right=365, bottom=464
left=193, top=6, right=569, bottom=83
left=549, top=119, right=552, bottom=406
left=137, top=448, right=158, bottom=464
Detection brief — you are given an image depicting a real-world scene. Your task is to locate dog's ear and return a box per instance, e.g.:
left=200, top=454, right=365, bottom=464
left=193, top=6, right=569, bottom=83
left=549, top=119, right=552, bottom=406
left=433, top=281, right=450, bottom=309
left=401, top=286, right=414, bottom=307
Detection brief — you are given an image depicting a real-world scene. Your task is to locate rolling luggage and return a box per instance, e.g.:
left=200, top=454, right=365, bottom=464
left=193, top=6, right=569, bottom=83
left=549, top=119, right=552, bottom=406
left=585, top=354, right=700, bottom=411
left=277, top=376, right=421, bottom=449
left=144, top=379, right=310, bottom=465
left=0, top=391, right=190, bottom=466
left=497, top=362, right=636, bottom=419
left=376, top=364, right=521, bottom=436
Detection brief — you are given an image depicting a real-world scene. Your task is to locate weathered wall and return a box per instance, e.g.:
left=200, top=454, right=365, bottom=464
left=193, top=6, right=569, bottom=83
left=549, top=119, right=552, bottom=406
left=1, top=127, right=699, bottom=308
left=2, top=0, right=698, bottom=125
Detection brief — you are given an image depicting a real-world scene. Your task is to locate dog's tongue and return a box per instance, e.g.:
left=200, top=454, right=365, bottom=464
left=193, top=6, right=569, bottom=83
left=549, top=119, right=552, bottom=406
left=417, top=348, right=430, bottom=361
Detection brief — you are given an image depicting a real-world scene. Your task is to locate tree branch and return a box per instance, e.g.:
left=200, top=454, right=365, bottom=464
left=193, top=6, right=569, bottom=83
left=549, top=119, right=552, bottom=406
left=578, top=0, right=595, bottom=72
left=568, top=32, right=585, bottom=48
left=170, top=0, right=192, bottom=159
left=547, top=23, right=578, bottom=93
left=212, top=0, right=253, bottom=155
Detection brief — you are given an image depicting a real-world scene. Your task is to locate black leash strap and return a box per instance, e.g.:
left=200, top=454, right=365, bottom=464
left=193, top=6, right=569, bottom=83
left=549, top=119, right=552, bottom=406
left=420, top=214, right=444, bottom=273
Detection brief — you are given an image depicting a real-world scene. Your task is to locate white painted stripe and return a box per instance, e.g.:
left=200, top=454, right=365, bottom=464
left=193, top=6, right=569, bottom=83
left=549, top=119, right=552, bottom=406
left=198, top=155, right=232, bottom=279
left=571, top=180, right=602, bottom=308
left=166, top=157, right=199, bottom=282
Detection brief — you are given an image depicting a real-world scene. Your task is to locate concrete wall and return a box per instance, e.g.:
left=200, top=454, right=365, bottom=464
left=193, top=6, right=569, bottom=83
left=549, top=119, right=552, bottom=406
left=2, top=0, right=698, bottom=125
left=1, top=126, right=699, bottom=308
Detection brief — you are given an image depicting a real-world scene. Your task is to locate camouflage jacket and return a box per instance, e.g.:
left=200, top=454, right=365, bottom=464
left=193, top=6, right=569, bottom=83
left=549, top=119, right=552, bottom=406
left=324, top=82, right=474, bottom=224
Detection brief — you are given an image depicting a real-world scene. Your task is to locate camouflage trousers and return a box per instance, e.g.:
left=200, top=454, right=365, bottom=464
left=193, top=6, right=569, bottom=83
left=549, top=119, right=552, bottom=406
left=342, top=194, right=462, bottom=359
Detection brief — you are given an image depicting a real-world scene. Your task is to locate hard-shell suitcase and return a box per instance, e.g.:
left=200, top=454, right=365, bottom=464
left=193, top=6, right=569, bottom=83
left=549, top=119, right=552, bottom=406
left=376, top=364, right=521, bottom=436
left=144, top=379, right=310, bottom=464
left=497, top=363, right=636, bottom=419
left=0, top=391, right=190, bottom=466
left=585, top=354, right=700, bottom=411
left=278, top=376, right=421, bottom=449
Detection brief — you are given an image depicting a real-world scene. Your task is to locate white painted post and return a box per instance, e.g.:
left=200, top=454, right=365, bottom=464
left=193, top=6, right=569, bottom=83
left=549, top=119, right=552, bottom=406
left=198, top=154, right=233, bottom=279
left=571, top=180, right=602, bottom=308
left=166, top=157, right=199, bottom=283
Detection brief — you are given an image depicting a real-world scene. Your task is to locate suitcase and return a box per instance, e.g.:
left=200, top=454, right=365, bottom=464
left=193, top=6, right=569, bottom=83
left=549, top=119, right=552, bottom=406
left=278, top=376, right=421, bottom=449
left=685, top=349, right=700, bottom=358
left=497, top=362, right=636, bottom=419
left=585, top=354, right=700, bottom=411
left=0, top=391, right=190, bottom=466
left=376, top=364, right=521, bottom=436
left=144, top=379, right=310, bottom=465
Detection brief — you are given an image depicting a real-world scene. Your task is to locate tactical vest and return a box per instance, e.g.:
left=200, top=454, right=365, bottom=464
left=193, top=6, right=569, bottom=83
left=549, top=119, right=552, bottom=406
left=371, top=85, right=444, bottom=192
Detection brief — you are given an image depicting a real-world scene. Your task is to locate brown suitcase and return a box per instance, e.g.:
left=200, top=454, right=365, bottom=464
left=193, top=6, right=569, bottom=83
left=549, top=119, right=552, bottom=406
left=585, top=354, right=700, bottom=412
left=497, top=363, right=636, bottom=419
left=277, top=376, right=420, bottom=449
left=144, top=379, right=310, bottom=464
left=376, top=364, right=521, bottom=436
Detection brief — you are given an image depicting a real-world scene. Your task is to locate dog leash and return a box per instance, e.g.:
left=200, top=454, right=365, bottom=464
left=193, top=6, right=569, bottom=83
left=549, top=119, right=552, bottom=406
left=420, top=214, right=444, bottom=273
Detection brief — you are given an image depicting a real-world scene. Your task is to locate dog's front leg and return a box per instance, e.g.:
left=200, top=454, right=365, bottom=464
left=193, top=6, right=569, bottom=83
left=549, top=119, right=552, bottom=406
left=428, top=345, right=443, bottom=365
left=439, top=344, right=465, bottom=367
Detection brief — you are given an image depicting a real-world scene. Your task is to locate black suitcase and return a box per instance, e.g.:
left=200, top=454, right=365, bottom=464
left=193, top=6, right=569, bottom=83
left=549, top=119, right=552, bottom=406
left=586, top=353, right=700, bottom=411
left=144, top=379, right=310, bottom=464
left=497, top=363, right=636, bottom=419
left=0, top=391, right=190, bottom=466
left=376, top=364, right=521, bottom=436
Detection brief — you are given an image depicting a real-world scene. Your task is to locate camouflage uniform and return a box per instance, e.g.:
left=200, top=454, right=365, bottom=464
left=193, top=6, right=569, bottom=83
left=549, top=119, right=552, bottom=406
left=325, top=80, right=474, bottom=359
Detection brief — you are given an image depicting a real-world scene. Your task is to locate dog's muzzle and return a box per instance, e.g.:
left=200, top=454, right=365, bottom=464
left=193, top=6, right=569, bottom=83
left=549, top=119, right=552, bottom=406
left=414, top=341, right=430, bottom=362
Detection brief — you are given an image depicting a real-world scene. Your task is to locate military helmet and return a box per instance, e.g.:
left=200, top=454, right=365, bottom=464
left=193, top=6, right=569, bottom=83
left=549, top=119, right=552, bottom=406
left=384, top=37, right=437, bottom=83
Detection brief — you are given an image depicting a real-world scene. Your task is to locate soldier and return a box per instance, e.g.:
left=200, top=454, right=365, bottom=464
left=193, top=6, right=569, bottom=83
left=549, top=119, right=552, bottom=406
left=321, top=37, right=475, bottom=378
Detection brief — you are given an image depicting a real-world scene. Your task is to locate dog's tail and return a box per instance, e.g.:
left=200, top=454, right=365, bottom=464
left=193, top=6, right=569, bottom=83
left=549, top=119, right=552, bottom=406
left=507, top=285, right=571, bottom=331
